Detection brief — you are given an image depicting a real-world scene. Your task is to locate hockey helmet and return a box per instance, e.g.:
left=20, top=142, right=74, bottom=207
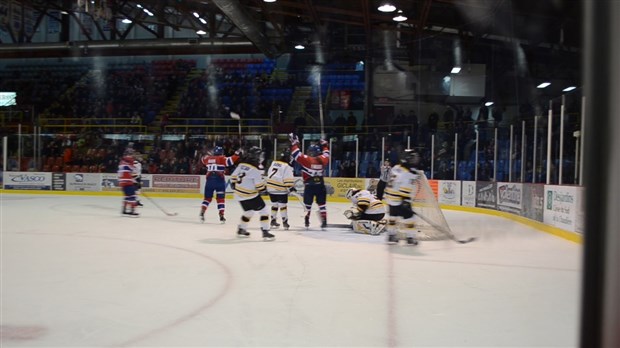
left=307, top=144, right=321, bottom=157
left=245, top=146, right=264, bottom=166
left=401, top=149, right=421, bottom=169
left=279, top=148, right=292, bottom=162
left=122, top=155, right=134, bottom=164
left=213, top=146, right=224, bottom=156
left=345, top=188, right=360, bottom=200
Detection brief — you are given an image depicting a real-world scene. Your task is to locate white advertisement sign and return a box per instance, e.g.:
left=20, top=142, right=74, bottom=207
left=497, top=182, right=523, bottom=214
left=66, top=173, right=101, bottom=192
left=544, top=185, right=582, bottom=233
left=4, top=172, right=52, bottom=190
left=461, top=181, right=476, bottom=207
left=438, top=180, right=461, bottom=205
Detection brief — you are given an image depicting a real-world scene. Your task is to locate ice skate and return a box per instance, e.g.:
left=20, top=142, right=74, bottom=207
left=304, top=215, right=310, bottom=229
left=123, top=210, right=140, bottom=218
left=406, top=237, right=418, bottom=246
left=321, top=218, right=327, bottom=230
left=136, top=200, right=143, bottom=207
left=387, top=234, right=398, bottom=244
left=282, top=219, right=290, bottom=230
left=262, top=229, right=275, bottom=241
left=270, top=219, right=280, bottom=229
left=237, top=227, right=250, bottom=238
left=219, top=214, right=226, bottom=224
left=199, top=212, right=205, bottom=223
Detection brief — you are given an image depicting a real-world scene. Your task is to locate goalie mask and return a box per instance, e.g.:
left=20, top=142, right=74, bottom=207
left=213, top=146, right=224, bottom=156
left=345, top=188, right=360, bottom=200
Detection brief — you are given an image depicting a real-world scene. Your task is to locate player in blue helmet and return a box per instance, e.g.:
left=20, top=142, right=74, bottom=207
left=199, top=145, right=242, bottom=223
left=306, top=144, right=321, bottom=157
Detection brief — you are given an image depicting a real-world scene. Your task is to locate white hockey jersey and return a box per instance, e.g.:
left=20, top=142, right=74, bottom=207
left=266, top=160, right=295, bottom=194
left=230, top=163, right=266, bottom=201
left=132, top=161, right=142, bottom=178
left=384, top=164, right=419, bottom=206
left=350, top=189, right=385, bottom=215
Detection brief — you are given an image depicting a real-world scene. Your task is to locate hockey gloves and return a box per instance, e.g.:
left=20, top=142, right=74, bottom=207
left=288, top=133, right=299, bottom=146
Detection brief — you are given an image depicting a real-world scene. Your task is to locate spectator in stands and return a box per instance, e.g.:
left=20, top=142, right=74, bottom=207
left=334, top=113, right=347, bottom=136
left=346, top=112, right=357, bottom=133
left=428, top=111, right=439, bottom=134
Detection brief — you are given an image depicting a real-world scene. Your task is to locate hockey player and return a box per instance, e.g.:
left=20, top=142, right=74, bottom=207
left=266, top=150, right=296, bottom=230
left=132, top=157, right=143, bottom=207
left=289, top=133, right=330, bottom=229
left=384, top=149, right=421, bottom=245
left=376, top=160, right=391, bottom=200
left=344, top=188, right=387, bottom=235
left=230, top=146, right=275, bottom=241
left=199, top=145, right=241, bottom=223
left=118, top=154, right=139, bottom=217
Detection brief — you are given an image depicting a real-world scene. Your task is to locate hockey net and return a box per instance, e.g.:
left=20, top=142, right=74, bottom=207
left=410, top=170, right=454, bottom=241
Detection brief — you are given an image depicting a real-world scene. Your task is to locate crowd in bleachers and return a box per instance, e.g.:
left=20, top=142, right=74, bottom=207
left=1, top=58, right=582, bottom=184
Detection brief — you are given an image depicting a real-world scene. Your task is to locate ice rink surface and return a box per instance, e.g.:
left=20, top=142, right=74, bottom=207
left=1, top=193, right=582, bottom=348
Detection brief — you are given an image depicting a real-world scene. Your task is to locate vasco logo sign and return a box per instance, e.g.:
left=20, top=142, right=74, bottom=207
left=10, top=174, right=45, bottom=182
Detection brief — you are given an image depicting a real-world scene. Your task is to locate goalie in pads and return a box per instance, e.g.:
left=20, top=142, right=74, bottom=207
left=344, top=188, right=386, bottom=235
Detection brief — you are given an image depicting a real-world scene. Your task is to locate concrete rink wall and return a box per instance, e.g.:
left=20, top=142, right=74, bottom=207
left=1, top=193, right=581, bottom=347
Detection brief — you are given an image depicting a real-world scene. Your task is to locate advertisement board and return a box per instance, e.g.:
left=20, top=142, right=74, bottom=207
left=151, top=174, right=200, bottom=193
left=52, top=172, right=66, bottom=191
left=461, top=181, right=476, bottom=206
left=544, top=185, right=583, bottom=233
left=3, top=172, right=52, bottom=190
left=523, top=184, right=545, bottom=222
left=496, top=182, right=523, bottom=215
left=438, top=180, right=461, bottom=205
left=324, top=177, right=366, bottom=199
left=66, top=173, right=101, bottom=192
left=475, top=181, right=497, bottom=209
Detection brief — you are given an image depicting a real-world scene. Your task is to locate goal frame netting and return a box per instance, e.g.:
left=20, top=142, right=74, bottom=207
left=410, top=170, right=455, bottom=241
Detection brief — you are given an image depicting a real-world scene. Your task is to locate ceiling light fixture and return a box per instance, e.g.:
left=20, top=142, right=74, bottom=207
left=537, top=82, right=551, bottom=89
left=193, top=12, right=200, bottom=18
left=378, top=2, right=396, bottom=12
left=263, top=0, right=277, bottom=2
left=451, top=66, right=461, bottom=74
left=121, top=18, right=132, bottom=23
left=485, top=102, right=494, bottom=107
left=295, top=44, right=305, bottom=50
left=196, top=30, right=206, bottom=35
left=393, top=10, right=407, bottom=22
left=563, top=86, right=577, bottom=92
left=199, top=18, right=207, bottom=24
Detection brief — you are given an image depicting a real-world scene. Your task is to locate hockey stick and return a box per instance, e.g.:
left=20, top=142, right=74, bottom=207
left=414, top=209, right=475, bottom=244
left=290, top=191, right=309, bottom=213
left=141, top=192, right=178, bottom=216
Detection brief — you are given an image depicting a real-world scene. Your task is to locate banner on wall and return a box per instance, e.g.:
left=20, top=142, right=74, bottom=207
left=523, top=184, right=544, bottom=222
left=52, top=172, right=66, bottom=191
left=324, top=177, right=366, bottom=198
left=475, top=181, right=497, bottom=209
left=438, top=180, right=461, bottom=205
left=4, top=172, right=52, bottom=190
left=496, top=182, right=523, bottom=215
left=66, top=173, right=101, bottom=192
left=544, top=185, right=583, bottom=234
left=151, top=174, right=200, bottom=193
left=461, top=181, right=476, bottom=206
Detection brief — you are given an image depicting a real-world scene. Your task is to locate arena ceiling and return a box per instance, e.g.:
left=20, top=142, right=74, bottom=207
left=1, top=0, right=581, bottom=60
